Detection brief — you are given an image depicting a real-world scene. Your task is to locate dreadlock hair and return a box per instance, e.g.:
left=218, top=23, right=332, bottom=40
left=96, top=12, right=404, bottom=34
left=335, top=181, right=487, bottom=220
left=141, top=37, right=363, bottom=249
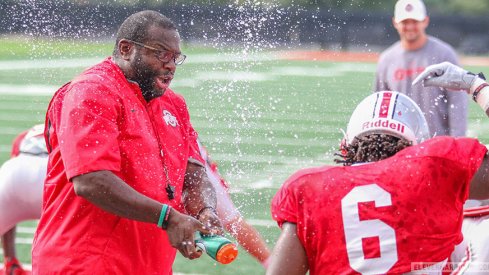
left=335, top=134, right=412, bottom=166
left=112, top=10, right=177, bottom=57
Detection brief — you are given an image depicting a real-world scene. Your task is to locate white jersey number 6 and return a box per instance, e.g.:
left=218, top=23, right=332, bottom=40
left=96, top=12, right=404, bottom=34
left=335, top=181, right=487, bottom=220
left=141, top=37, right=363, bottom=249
left=341, top=184, right=398, bottom=274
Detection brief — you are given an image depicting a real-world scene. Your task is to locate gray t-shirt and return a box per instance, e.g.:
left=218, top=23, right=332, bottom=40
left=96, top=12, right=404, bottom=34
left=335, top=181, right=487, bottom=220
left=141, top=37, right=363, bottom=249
left=375, top=36, right=467, bottom=137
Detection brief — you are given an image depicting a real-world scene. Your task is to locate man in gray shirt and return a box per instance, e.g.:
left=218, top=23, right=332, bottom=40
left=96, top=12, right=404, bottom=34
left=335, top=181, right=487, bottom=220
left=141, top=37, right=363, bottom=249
left=375, top=0, right=467, bottom=137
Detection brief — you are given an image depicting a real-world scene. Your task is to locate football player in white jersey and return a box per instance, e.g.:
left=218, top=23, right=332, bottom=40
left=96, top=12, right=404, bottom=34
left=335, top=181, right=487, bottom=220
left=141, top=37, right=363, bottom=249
left=448, top=200, right=489, bottom=274
left=1, top=124, right=47, bottom=275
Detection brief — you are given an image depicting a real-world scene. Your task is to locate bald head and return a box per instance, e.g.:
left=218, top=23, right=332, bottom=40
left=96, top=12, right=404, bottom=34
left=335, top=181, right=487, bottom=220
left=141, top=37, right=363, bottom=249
left=113, top=10, right=177, bottom=57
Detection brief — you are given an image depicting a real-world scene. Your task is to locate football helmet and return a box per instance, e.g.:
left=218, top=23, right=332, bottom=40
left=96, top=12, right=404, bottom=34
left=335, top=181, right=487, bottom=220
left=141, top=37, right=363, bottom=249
left=19, top=124, right=48, bottom=155
left=345, top=91, right=430, bottom=145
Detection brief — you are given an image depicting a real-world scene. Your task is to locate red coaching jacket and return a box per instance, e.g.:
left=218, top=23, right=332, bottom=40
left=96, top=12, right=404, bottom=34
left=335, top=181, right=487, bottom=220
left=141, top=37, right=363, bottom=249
left=32, top=58, right=203, bottom=274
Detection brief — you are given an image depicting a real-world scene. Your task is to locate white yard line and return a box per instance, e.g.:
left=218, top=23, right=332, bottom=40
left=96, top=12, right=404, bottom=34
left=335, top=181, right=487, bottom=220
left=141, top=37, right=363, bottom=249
left=0, top=52, right=378, bottom=71
left=0, top=53, right=375, bottom=95
left=0, top=57, right=102, bottom=71
left=247, top=219, right=276, bottom=227
left=13, top=237, right=34, bottom=244
left=0, top=113, right=44, bottom=121
left=17, top=226, right=37, bottom=234
left=0, top=84, right=59, bottom=95
left=0, top=53, right=283, bottom=71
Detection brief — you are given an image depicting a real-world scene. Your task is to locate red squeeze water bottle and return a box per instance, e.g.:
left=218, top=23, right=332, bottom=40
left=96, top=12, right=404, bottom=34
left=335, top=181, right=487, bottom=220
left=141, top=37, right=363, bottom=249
left=194, top=232, right=238, bottom=264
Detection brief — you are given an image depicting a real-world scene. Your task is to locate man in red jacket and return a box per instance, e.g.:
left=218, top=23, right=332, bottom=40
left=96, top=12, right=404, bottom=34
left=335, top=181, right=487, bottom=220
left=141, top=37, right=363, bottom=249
left=32, top=10, right=221, bottom=274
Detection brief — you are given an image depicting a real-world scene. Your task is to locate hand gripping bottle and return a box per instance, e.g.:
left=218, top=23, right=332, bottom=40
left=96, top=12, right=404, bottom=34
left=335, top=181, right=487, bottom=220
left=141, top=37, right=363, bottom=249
left=194, top=232, right=238, bottom=264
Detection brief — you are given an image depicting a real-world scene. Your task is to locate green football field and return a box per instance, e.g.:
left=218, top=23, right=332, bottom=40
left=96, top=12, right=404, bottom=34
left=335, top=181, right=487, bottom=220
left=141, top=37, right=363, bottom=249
left=1, top=37, right=489, bottom=274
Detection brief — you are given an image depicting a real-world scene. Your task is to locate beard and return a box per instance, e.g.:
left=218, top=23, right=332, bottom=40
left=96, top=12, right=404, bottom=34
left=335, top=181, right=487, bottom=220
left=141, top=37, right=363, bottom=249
left=131, top=52, right=164, bottom=101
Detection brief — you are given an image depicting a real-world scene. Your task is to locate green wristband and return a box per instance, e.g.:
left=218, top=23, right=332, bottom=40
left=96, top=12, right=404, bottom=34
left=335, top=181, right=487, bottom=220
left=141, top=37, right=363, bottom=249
left=158, top=204, right=168, bottom=228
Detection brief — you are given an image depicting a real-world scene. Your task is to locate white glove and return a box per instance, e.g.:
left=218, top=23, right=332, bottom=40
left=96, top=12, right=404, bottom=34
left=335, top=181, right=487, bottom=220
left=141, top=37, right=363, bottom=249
left=412, top=62, right=477, bottom=91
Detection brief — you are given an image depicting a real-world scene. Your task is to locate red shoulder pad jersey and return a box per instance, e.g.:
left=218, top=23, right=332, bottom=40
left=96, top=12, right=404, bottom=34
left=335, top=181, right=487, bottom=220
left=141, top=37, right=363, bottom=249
left=32, top=58, right=203, bottom=274
left=272, top=137, right=487, bottom=274
left=10, top=130, right=28, bottom=158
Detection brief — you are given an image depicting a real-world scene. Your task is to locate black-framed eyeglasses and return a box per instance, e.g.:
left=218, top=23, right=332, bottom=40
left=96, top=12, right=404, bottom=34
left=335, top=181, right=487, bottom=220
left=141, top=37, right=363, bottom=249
left=127, top=39, right=186, bottom=65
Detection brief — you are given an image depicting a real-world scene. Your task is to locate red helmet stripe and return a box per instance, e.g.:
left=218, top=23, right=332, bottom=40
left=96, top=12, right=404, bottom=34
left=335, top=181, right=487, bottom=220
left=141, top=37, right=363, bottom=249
left=378, top=92, right=393, bottom=118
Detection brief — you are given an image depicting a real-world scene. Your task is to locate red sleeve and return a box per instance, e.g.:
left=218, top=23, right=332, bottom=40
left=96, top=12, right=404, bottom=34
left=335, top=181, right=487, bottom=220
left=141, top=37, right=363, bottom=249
left=10, top=130, right=28, bottom=157
left=59, top=82, right=122, bottom=179
left=451, top=138, right=487, bottom=203
left=409, top=137, right=487, bottom=204
left=424, top=137, right=486, bottom=171
left=418, top=137, right=486, bottom=180
left=271, top=171, right=303, bottom=227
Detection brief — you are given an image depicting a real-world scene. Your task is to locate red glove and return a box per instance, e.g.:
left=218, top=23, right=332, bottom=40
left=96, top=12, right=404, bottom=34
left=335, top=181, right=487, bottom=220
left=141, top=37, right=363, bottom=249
left=4, top=257, right=27, bottom=275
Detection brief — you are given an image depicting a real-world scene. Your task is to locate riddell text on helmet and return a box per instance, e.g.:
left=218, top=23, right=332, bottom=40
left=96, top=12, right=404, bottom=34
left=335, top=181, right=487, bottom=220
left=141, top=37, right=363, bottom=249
left=362, top=119, right=405, bottom=133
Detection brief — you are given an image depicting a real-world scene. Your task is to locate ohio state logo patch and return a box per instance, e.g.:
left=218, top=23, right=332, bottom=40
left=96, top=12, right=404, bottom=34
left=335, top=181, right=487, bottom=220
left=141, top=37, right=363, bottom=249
left=163, top=110, right=179, bottom=127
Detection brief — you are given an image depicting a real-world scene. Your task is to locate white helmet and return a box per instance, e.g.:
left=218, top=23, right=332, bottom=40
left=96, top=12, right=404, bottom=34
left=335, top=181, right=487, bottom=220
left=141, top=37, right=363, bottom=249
left=345, top=91, right=430, bottom=145
left=19, top=124, right=48, bottom=155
